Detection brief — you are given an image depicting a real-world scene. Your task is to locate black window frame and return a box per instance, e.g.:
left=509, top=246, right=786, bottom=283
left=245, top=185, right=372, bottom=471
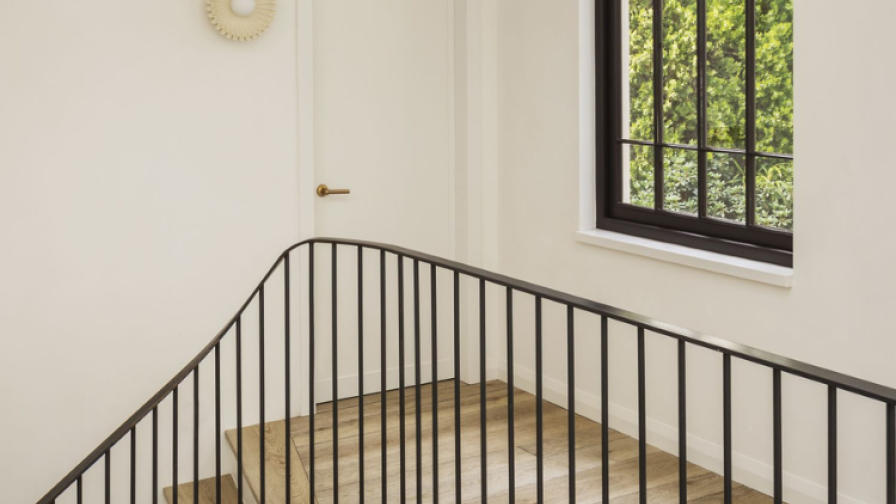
left=595, top=0, right=793, bottom=267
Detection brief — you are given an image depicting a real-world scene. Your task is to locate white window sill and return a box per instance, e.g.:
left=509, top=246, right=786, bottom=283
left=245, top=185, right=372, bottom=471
left=575, top=229, right=793, bottom=288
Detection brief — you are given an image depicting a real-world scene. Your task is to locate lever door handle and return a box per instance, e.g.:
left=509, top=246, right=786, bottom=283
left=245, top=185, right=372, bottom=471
left=316, top=184, right=351, bottom=197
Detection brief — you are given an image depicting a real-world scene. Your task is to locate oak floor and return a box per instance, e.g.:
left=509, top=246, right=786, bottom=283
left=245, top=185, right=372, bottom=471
left=288, top=380, right=773, bottom=504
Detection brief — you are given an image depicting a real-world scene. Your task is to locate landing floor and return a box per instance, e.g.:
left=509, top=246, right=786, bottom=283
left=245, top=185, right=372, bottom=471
left=288, top=380, right=771, bottom=504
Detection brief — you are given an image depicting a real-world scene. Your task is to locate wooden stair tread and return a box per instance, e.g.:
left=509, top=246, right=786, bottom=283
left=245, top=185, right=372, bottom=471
left=225, top=419, right=314, bottom=504
left=163, top=475, right=239, bottom=504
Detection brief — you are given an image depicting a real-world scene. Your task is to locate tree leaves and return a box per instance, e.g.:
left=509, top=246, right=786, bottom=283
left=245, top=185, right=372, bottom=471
left=625, top=0, right=793, bottom=230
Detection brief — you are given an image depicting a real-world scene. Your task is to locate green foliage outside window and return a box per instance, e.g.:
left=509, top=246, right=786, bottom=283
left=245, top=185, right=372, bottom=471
left=625, top=0, right=793, bottom=230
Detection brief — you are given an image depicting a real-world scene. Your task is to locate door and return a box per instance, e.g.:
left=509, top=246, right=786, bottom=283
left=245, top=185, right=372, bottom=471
left=301, top=0, right=458, bottom=406
left=311, top=0, right=454, bottom=257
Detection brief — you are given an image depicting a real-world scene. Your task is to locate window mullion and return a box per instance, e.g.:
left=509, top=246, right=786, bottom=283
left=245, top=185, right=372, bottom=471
left=697, top=0, right=708, bottom=218
left=745, top=0, right=757, bottom=226
left=653, top=0, right=665, bottom=211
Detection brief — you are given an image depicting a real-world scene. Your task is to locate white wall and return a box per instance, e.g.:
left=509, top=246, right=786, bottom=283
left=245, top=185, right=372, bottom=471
left=5, top=0, right=896, bottom=502
left=492, top=0, right=896, bottom=503
left=0, top=2, right=300, bottom=503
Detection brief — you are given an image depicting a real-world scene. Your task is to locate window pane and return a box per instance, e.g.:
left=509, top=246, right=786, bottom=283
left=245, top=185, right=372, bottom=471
left=707, top=152, right=746, bottom=222
left=707, top=0, right=746, bottom=149
left=755, top=157, right=793, bottom=230
left=663, top=0, right=698, bottom=146
left=623, top=0, right=655, bottom=142
left=622, top=144, right=655, bottom=208
left=663, top=148, right=698, bottom=214
left=755, top=0, right=793, bottom=154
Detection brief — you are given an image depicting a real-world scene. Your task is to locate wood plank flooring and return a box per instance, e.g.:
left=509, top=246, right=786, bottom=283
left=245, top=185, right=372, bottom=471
left=286, top=380, right=773, bottom=504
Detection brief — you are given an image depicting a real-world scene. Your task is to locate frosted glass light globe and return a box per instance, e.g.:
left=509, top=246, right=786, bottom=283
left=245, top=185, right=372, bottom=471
left=231, top=0, right=256, bottom=16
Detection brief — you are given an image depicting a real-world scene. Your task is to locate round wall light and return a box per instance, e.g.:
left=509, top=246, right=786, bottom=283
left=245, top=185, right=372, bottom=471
left=207, top=0, right=276, bottom=41
left=230, top=0, right=256, bottom=16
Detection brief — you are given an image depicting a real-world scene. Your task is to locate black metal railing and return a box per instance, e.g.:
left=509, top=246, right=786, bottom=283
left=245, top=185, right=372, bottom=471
left=35, top=237, right=896, bottom=504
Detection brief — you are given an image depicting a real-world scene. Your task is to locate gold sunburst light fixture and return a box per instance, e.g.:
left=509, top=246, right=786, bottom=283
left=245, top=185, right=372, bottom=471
left=207, top=0, right=276, bottom=41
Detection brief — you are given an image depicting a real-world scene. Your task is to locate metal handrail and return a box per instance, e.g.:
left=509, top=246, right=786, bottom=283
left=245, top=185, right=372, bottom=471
left=34, top=237, right=896, bottom=504
left=306, top=238, right=896, bottom=403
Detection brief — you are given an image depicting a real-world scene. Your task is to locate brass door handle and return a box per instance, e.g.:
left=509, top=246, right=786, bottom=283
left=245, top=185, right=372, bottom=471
left=316, top=184, right=351, bottom=197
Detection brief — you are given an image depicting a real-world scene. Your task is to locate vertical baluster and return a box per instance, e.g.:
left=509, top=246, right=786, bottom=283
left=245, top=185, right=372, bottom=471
left=431, top=263, right=440, bottom=504
left=331, top=245, right=338, bottom=504
left=535, top=296, right=544, bottom=504
left=215, top=343, right=221, bottom=504
left=398, top=255, right=407, bottom=504
left=506, top=287, right=516, bottom=504
left=153, top=407, right=158, bottom=504
left=678, top=341, right=687, bottom=504
left=236, top=316, right=244, bottom=504
left=828, top=386, right=837, bottom=504
left=284, top=254, right=292, bottom=504
left=638, top=327, right=646, bottom=504
left=193, top=367, right=200, bottom=504
left=309, top=245, right=316, bottom=502
left=380, top=250, right=388, bottom=504
left=888, top=403, right=895, bottom=504
left=723, top=354, right=732, bottom=504
left=173, top=386, right=179, bottom=504
left=773, top=369, right=782, bottom=504
left=105, top=450, right=111, bottom=504
left=453, top=271, right=462, bottom=504
left=414, top=260, right=423, bottom=503
left=259, top=286, right=266, bottom=504
left=77, top=476, right=83, bottom=504
left=567, top=306, right=576, bottom=503
left=479, top=278, right=488, bottom=503
left=357, top=247, right=365, bottom=504
left=131, top=427, right=137, bottom=504
left=601, top=316, right=609, bottom=504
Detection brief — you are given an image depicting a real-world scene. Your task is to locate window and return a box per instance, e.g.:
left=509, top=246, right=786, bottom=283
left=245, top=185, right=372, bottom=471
left=596, top=0, right=794, bottom=266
